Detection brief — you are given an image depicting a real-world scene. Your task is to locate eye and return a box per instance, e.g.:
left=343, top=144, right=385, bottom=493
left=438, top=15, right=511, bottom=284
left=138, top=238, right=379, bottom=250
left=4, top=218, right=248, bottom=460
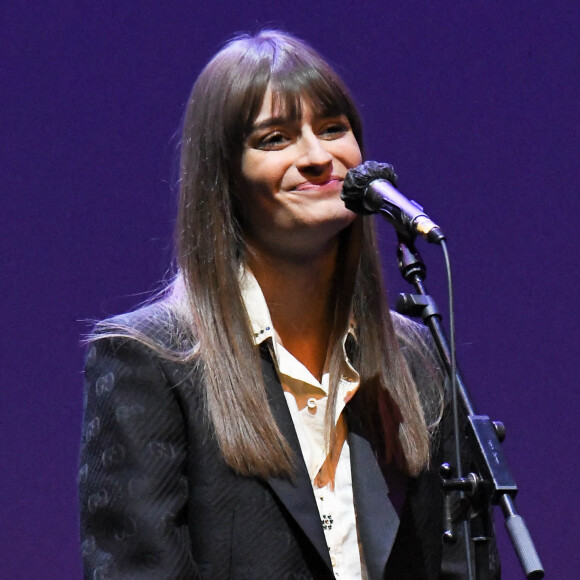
left=254, top=131, right=292, bottom=151
left=319, top=119, right=351, bottom=140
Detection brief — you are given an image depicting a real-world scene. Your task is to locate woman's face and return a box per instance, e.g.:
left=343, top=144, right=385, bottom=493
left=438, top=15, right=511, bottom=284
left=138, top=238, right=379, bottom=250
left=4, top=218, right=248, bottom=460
left=239, top=88, right=363, bottom=259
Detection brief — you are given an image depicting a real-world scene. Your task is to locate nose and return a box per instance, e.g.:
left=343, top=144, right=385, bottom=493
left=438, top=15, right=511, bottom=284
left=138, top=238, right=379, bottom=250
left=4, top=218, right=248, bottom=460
left=296, top=130, right=333, bottom=175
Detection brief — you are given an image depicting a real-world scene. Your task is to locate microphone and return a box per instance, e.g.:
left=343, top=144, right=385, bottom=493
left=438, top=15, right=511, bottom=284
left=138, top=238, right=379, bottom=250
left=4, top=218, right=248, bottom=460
left=341, top=161, right=445, bottom=243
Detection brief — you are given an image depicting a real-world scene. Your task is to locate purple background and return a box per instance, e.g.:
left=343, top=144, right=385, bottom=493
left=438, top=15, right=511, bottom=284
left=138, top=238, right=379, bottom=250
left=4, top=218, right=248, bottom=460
left=2, top=1, right=578, bottom=577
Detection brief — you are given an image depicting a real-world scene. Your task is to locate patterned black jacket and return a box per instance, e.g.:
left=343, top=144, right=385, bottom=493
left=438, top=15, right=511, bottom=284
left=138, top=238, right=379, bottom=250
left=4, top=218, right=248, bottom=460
left=79, top=306, right=500, bottom=579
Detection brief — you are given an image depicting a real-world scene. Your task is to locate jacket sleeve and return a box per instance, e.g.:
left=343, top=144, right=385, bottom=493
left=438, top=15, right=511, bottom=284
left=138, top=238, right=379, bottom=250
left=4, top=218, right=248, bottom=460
left=79, top=336, right=198, bottom=579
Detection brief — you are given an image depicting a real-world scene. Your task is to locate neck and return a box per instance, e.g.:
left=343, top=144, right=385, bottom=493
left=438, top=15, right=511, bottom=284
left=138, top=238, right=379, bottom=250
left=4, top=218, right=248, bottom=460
left=246, top=240, right=339, bottom=381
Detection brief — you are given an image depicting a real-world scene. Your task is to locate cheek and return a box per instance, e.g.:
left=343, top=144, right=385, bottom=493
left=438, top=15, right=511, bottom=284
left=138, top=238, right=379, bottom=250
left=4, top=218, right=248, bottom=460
left=350, top=152, right=363, bottom=169
left=337, top=136, right=363, bottom=169
left=240, top=155, right=284, bottom=200
left=236, top=164, right=280, bottom=227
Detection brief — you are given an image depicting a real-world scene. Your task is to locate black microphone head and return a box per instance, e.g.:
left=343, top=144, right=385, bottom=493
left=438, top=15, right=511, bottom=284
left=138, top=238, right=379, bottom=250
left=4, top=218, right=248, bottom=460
left=341, top=161, right=398, bottom=215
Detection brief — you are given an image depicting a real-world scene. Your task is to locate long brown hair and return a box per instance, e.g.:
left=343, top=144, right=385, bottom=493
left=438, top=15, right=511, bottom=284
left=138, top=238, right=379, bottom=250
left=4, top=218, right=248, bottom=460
left=96, top=30, right=442, bottom=478
left=176, top=29, right=441, bottom=477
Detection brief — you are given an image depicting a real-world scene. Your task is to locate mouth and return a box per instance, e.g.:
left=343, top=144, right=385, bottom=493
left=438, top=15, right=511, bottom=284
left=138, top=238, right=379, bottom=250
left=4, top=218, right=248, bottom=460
left=293, top=178, right=343, bottom=193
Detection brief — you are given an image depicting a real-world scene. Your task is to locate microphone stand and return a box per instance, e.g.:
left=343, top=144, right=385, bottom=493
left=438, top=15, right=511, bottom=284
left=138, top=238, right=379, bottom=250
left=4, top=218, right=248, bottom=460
left=394, top=236, right=544, bottom=580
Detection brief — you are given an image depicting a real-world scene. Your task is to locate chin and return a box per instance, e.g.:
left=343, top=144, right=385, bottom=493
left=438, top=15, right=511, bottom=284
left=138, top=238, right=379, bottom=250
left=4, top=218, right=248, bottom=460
left=315, top=206, right=357, bottom=230
left=301, top=211, right=357, bottom=243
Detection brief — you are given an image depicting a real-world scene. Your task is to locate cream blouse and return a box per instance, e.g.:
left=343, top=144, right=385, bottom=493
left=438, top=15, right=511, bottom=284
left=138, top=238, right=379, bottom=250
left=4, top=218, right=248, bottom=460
left=240, top=268, right=367, bottom=580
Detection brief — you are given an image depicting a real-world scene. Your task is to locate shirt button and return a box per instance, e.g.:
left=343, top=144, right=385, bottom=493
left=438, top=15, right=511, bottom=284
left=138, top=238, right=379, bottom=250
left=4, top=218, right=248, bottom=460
left=331, top=555, right=337, bottom=567
left=307, top=397, right=317, bottom=410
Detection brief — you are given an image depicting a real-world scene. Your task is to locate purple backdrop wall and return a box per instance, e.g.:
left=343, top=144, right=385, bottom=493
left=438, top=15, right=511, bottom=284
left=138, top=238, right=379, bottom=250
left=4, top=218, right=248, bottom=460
left=2, top=1, right=577, bottom=577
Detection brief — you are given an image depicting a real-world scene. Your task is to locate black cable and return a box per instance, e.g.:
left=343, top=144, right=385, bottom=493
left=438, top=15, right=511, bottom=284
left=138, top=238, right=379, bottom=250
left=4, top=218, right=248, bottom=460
left=440, top=239, right=474, bottom=580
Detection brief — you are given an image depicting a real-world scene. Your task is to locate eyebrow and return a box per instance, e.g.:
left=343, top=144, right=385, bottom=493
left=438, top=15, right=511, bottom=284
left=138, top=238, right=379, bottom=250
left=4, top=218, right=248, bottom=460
left=250, top=116, right=296, bottom=133
left=250, top=112, right=348, bottom=134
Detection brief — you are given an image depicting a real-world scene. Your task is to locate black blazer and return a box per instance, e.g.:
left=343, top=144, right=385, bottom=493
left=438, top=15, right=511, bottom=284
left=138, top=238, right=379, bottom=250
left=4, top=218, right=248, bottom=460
left=79, top=307, right=500, bottom=579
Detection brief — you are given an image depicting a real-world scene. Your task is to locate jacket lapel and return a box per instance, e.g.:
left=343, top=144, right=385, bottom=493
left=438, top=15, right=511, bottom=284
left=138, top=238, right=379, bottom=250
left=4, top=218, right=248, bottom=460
left=348, top=411, right=407, bottom=580
left=259, top=345, right=409, bottom=579
left=260, top=347, right=334, bottom=573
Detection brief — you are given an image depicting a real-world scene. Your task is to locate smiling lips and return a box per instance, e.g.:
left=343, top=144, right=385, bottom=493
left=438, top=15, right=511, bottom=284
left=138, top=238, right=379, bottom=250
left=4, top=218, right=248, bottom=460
left=293, top=178, right=343, bottom=193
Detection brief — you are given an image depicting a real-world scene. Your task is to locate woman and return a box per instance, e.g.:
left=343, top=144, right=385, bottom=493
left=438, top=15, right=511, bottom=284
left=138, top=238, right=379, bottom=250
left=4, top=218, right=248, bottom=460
left=79, top=30, right=499, bottom=579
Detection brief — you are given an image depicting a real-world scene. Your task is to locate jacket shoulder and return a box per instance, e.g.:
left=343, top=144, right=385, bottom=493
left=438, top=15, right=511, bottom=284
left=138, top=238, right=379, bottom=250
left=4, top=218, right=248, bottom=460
left=92, top=300, right=195, bottom=352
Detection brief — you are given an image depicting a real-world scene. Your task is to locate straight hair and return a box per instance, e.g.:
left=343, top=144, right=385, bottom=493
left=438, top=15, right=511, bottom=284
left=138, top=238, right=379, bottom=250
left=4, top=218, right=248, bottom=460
left=94, top=30, right=442, bottom=479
